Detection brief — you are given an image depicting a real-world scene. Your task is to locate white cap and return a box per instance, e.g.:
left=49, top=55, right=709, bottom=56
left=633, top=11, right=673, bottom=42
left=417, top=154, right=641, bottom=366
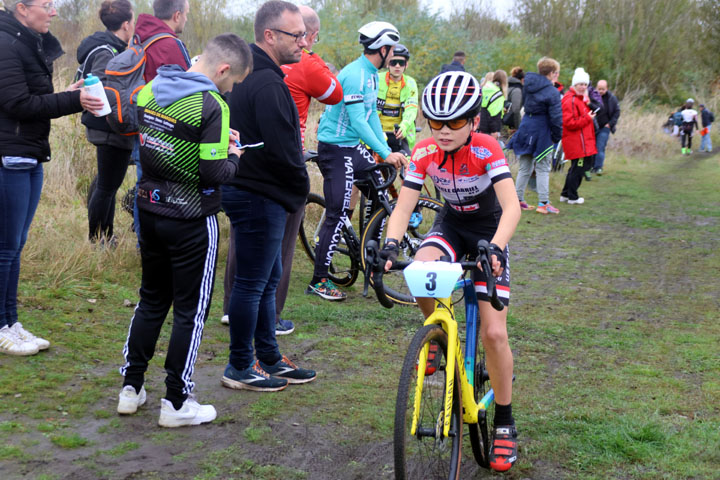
left=572, top=67, right=590, bottom=86
left=686, top=98, right=694, bottom=104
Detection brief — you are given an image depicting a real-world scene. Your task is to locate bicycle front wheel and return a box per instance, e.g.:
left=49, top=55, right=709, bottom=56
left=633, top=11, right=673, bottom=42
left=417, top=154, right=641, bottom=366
left=360, top=196, right=443, bottom=305
left=395, top=325, right=462, bottom=480
left=467, top=335, right=494, bottom=469
left=298, top=193, right=358, bottom=287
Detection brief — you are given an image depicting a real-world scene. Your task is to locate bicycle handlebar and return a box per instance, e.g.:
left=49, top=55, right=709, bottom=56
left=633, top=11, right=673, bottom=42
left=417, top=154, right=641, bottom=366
left=364, top=239, right=504, bottom=311
left=364, top=163, right=397, bottom=191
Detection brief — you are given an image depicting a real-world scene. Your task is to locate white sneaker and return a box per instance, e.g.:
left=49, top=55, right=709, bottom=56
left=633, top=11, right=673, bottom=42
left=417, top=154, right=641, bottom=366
left=10, top=322, right=50, bottom=350
left=158, top=396, right=216, bottom=428
left=117, top=385, right=147, bottom=414
left=221, top=314, right=229, bottom=325
left=567, top=197, right=585, bottom=204
left=559, top=196, right=569, bottom=202
left=0, top=325, right=39, bottom=356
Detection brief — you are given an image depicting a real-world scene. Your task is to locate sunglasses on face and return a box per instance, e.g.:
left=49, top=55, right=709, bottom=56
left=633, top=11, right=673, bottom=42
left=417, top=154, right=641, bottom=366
left=389, top=59, right=406, bottom=67
left=427, top=117, right=470, bottom=130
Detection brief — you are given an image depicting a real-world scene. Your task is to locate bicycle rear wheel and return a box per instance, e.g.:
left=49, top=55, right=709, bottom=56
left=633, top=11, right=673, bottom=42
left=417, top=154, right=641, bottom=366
left=395, top=324, right=462, bottom=480
left=360, top=196, right=443, bottom=305
left=467, top=331, right=494, bottom=469
left=298, top=193, right=359, bottom=287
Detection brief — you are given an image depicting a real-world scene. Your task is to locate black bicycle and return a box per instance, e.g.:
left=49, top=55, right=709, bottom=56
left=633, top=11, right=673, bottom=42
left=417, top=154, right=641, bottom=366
left=299, top=151, right=443, bottom=305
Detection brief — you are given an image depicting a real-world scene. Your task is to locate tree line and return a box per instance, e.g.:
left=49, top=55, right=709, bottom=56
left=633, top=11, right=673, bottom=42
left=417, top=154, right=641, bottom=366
left=50, top=0, right=713, bottom=104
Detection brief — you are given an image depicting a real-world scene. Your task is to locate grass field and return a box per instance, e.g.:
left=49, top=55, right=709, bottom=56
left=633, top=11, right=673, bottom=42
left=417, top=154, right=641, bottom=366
left=0, top=118, right=719, bottom=479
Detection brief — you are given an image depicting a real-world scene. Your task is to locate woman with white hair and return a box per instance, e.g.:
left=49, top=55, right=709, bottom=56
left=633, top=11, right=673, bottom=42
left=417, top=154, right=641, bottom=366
left=560, top=68, right=597, bottom=205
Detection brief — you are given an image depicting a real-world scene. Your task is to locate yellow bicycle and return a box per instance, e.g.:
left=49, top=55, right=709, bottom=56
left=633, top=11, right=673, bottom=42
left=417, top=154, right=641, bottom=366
left=366, top=240, right=504, bottom=479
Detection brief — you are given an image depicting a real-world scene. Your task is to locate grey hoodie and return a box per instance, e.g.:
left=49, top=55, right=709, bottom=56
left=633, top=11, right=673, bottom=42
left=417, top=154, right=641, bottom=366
left=152, top=64, right=218, bottom=107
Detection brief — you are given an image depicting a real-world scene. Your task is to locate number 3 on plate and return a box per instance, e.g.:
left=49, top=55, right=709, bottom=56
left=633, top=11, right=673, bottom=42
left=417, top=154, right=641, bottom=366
left=425, top=272, right=437, bottom=291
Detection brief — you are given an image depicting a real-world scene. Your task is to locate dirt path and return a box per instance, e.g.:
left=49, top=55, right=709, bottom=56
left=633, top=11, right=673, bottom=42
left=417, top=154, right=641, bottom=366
left=2, top=151, right=718, bottom=479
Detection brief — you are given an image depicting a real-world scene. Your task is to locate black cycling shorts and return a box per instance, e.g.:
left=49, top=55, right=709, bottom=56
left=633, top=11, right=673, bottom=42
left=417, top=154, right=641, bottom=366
left=417, top=206, right=510, bottom=306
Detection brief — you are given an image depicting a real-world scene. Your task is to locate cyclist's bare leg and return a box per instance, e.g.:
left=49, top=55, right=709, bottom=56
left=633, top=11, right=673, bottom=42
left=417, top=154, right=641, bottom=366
left=478, top=301, right=513, bottom=406
left=413, top=245, right=445, bottom=318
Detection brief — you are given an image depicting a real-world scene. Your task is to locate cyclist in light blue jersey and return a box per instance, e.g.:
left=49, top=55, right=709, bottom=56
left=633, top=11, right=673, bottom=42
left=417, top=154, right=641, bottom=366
left=306, top=21, right=407, bottom=301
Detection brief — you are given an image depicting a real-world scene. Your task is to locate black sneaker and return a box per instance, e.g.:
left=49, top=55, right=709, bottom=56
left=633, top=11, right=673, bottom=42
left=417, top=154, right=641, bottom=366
left=258, top=355, right=316, bottom=384
left=221, top=361, right=288, bottom=392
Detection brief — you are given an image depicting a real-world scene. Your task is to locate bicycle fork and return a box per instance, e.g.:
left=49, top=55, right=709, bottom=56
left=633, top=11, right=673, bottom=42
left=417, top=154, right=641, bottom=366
left=411, top=313, right=459, bottom=439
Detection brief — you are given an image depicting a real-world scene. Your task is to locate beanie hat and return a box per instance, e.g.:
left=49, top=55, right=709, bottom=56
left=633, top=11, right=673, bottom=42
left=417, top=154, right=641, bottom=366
left=571, top=67, right=590, bottom=86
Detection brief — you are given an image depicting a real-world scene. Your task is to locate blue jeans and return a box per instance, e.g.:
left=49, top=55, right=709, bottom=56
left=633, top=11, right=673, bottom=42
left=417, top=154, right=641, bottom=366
left=594, top=127, right=611, bottom=169
left=0, top=164, right=43, bottom=328
left=700, top=125, right=712, bottom=152
left=221, top=187, right=286, bottom=370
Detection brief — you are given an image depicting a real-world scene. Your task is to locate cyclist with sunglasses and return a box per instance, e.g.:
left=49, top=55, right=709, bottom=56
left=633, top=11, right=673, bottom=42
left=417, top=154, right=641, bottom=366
left=306, top=21, right=407, bottom=301
left=377, top=44, right=418, bottom=153
left=380, top=71, right=522, bottom=472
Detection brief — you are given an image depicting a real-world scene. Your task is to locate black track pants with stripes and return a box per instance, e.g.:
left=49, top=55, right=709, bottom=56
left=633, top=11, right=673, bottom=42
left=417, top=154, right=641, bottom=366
left=121, top=210, right=219, bottom=405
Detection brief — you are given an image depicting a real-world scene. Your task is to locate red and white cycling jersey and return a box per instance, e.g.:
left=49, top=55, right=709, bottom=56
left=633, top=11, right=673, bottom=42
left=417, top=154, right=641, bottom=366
left=403, top=133, right=512, bottom=214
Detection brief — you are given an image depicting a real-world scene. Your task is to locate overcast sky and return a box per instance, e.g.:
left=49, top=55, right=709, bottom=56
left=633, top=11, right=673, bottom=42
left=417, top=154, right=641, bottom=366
left=422, top=0, right=514, bottom=20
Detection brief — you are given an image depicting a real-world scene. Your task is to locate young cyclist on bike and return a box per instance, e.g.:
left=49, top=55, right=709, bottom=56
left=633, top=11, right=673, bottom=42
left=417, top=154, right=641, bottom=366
left=306, top=21, right=407, bottom=301
left=377, top=43, right=419, bottom=154
left=381, top=71, right=522, bottom=472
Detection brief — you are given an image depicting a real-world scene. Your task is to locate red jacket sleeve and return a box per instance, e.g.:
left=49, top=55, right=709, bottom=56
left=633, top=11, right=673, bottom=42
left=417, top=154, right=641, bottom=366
left=303, top=52, right=343, bottom=105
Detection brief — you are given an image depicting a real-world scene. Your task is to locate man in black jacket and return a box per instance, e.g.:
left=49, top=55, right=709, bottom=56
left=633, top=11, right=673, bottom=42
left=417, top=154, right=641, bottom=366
left=592, top=79, right=621, bottom=175
left=221, top=0, right=316, bottom=393
left=440, top=51, right=466, bottom=73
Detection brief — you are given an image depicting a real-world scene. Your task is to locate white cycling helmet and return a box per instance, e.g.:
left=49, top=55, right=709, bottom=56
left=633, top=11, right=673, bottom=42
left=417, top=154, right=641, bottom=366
left=358, top=21, right=400, bottom=50
left=422, top=71, right=482, bottom=121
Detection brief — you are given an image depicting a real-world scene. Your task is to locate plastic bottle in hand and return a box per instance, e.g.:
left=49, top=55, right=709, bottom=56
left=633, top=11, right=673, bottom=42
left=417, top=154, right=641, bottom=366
left=83, top=74, right=111, bottom=117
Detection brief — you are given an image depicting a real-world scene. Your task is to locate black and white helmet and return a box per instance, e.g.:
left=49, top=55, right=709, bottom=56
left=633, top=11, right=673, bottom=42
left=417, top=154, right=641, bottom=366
left=422, top=72, right=482, bottom=120
left=358, top=21, right=400, bottom=50
left=392, top=43, right=410, bottom=59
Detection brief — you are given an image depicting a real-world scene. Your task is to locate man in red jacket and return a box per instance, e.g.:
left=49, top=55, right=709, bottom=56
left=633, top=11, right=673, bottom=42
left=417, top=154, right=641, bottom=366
left=220, top=5, right=342, bottom=335
left=281, top=6, right=342, bottom=145
left=135, top=0, right=192, bottom=81
left=560, top=67, right=597, bottom=205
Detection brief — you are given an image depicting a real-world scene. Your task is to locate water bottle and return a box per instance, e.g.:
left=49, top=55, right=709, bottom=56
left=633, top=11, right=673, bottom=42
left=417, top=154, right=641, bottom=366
left=83, top=74, right=111, bottom=117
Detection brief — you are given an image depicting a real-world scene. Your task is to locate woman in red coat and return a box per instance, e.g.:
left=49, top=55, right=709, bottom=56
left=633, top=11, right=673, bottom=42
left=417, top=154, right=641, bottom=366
left=560, top=68, right=597, bottom=204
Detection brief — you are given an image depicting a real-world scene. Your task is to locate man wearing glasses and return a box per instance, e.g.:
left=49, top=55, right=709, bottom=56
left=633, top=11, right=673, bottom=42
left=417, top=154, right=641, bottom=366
left=377, top=43, right=418, bottom=154
left=221, top=0, right=316, bottom=392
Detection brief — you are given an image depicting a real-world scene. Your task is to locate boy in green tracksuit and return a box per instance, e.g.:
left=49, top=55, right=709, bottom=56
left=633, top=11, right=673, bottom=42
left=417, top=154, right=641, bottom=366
left=117, top=34, right=252, bottom=428
left=377, top=43, right=418, bottom=153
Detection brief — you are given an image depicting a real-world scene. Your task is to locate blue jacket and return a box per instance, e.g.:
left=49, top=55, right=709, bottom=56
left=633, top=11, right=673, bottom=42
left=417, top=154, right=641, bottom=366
left=508, top=72, right=562, bottom=161
left=317, top=54, right=390, bottom=159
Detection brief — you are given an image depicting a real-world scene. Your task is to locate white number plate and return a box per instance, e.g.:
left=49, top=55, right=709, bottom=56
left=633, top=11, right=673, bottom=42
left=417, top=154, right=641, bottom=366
left=403, top=261, right=463, bottom=298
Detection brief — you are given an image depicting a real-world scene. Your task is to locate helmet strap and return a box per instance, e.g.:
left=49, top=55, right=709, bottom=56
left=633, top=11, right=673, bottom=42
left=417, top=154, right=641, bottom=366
left=378, top=46, right=390, bottom=69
